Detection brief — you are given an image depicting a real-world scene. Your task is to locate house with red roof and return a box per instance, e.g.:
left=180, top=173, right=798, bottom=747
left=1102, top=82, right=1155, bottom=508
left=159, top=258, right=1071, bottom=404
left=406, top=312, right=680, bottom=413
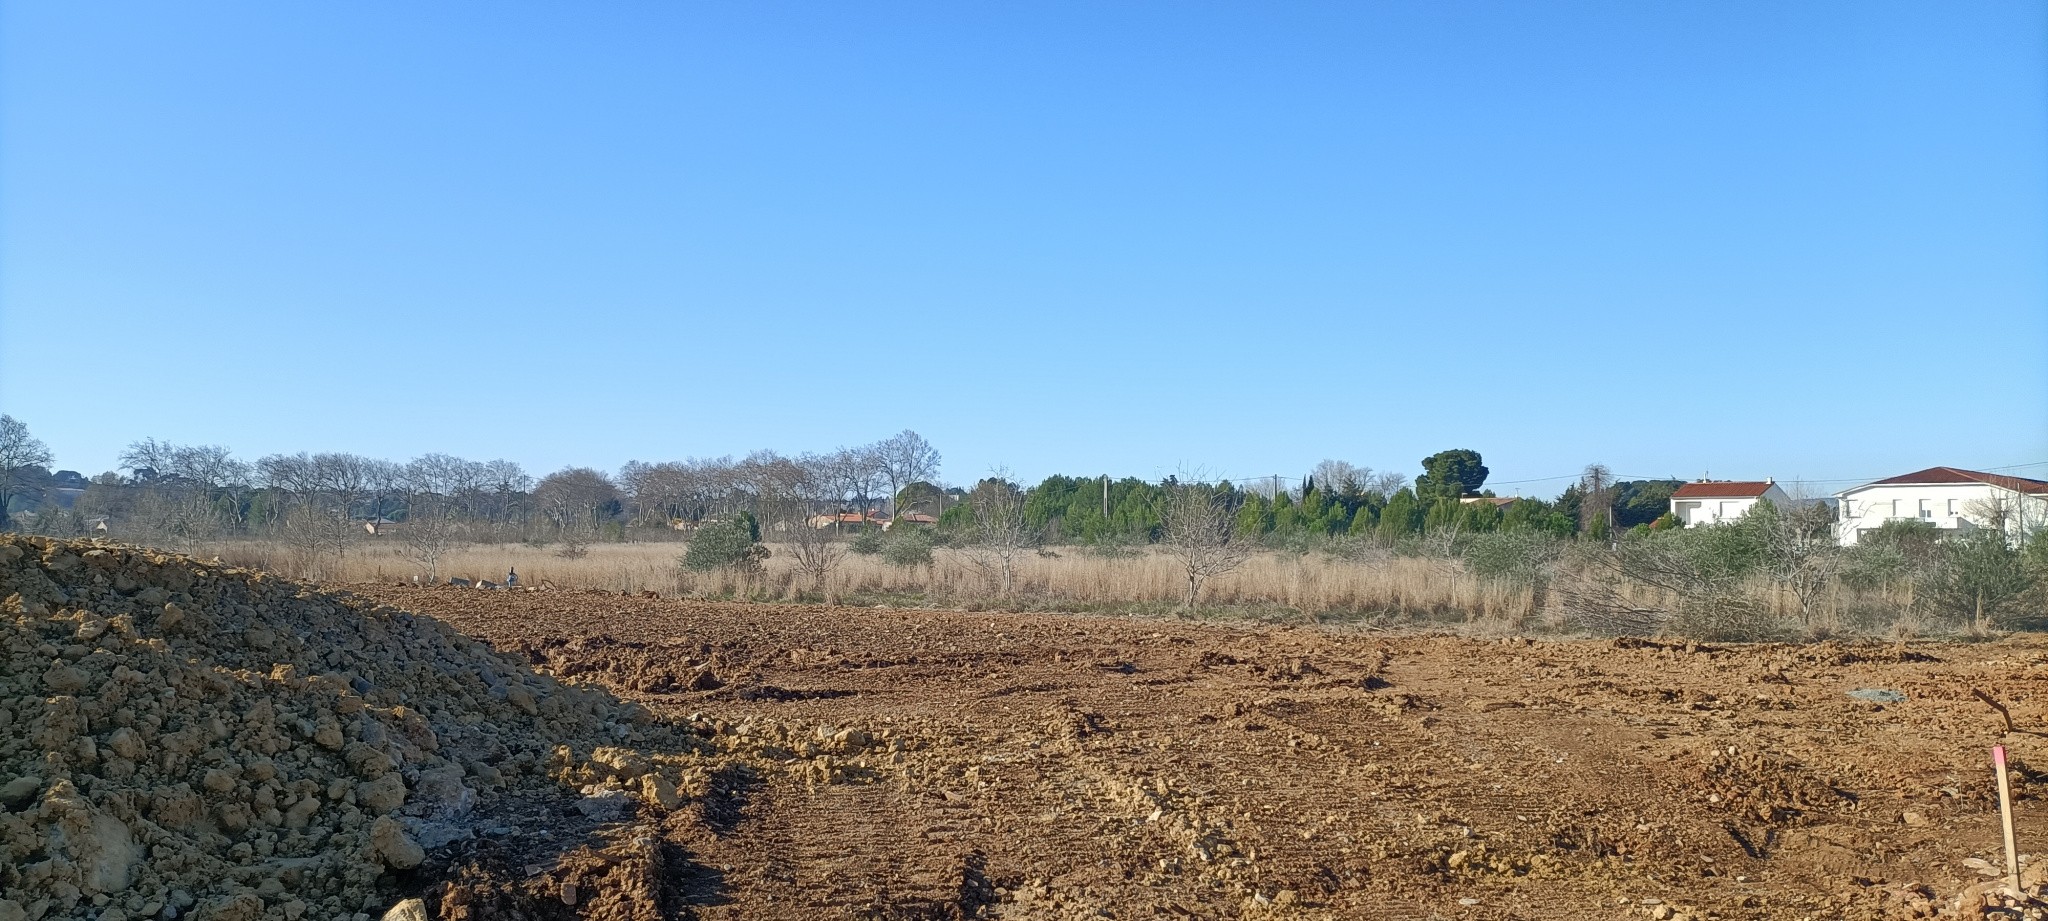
left=1834, top=467, right=2048, bottom=546
left=1669, top=479, right=1792, bottom=528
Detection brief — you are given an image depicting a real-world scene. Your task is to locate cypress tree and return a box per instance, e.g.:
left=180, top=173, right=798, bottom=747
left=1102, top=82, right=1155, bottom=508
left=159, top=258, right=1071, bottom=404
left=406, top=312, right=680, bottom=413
left=1376, top=490, right=1418, bottom=540
left=1347, top=504, right=1377, bottom=536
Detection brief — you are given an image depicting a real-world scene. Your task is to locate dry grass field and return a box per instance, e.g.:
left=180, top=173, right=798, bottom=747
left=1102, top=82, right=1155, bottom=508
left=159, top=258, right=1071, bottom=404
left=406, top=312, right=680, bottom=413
left=208, top=539, right=1538, bottom=624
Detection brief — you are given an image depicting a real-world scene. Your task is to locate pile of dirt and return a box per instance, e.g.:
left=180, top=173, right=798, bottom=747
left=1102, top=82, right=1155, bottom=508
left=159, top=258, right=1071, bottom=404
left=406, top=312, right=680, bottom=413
left=0, top=537, right=738, bottom=921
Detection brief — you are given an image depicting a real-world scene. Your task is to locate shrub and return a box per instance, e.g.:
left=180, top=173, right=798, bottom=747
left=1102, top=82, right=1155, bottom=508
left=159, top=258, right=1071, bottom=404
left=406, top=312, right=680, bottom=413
left=1925, top=530, right=2035, bottom=629
left=682, top=518, right=769, bottom=573
left=1462, top=530, right=1563, bottom=587
left=881, top=527, right=936, bottom=567
left=848, top=529, right=884, bottom=556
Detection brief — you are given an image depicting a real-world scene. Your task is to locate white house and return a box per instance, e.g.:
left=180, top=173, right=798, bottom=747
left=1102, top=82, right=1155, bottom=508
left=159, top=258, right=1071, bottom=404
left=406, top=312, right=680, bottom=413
left=1669, top=479, right=1792, bottom=527
left=1834, top=466, right=2048, bottom=546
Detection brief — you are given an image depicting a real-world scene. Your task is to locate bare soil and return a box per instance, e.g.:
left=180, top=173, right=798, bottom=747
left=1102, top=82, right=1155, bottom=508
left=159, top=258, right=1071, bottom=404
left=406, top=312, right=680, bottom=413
left=354, top=584, right=2048, bottom=921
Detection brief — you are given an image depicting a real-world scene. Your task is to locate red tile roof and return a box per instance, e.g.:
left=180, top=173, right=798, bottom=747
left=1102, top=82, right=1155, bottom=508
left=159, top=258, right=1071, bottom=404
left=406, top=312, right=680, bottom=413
left=1867, top=467, right=2048, bottom=495
left=1672, top=481, right=1775, bottom=499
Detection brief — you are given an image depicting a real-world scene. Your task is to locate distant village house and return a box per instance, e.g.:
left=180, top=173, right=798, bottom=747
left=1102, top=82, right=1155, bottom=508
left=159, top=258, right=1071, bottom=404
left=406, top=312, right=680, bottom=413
left=1668, top=479, right=1792, bottom=528
left=1834, top=466, right=2048, bottom=546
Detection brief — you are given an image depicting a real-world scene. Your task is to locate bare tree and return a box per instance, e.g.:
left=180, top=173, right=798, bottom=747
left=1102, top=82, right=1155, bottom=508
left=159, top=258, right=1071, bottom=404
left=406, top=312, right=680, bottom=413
left=871, top=430, right=940, bottom=516
left=533, top=467, right=621, bottom=536
left=147, top=441, right=253, bottom=546
left=0, top=415, right=54, bottom=524
left=400, top=453, right=485, bottom=580
left=1965, top=490, right=2042, bottom=547
left=782, top=517, right=848, bottom=598
left=1159, top=472, right=1251, bottom=610
left=250, top=451, right=385, bottom=575
left=1311, top=460, right=1373, bottom=496
left=478, top=459, right=534, bottom=532
left=829, top=446, right=888, bottom=518
left=1750, top=496, right=1841, bottom=625
left=1365, top=471, right=1408, bottom=498
left=962, top=471, right=1035, bottom=597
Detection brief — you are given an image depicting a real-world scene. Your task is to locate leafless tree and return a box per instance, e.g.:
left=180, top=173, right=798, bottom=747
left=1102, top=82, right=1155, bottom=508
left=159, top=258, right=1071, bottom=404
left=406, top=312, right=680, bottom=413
left=782, top=517, right=847, bottom=598
left=255, top=451, right=383, bottom=576
left=533, top=467, right=621, bottom=536
left=1751, top=496, right=1841, bottom=625
left=1965, top=490, right=2042, bottom=547
left=400, top=453, right=486, bottom=580
left=871, top=430, right=940, bottom=515
left=829, top=446, right=888, bottom=518
left=1159, top=472, right=1251, bottom=610
left=0, top=415, right=54, bottom=523
left=962, top=471, right=1035, bottom=597
left=1365, top=471, right=1408, bottom=498
left=1311, top=460, right=1373, bottom=496
left=118, top=439, right=233, bottom=548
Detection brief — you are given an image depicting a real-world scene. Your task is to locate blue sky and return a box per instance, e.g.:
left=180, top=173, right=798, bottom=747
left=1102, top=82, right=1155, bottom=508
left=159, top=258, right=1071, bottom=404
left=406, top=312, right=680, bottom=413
left=3, top=2, right=2043, bottom=497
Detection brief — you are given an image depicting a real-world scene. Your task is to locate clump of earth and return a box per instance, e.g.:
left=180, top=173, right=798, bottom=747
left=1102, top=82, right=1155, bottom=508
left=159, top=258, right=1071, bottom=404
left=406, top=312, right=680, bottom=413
left=0, top=537, right=744, bottom=921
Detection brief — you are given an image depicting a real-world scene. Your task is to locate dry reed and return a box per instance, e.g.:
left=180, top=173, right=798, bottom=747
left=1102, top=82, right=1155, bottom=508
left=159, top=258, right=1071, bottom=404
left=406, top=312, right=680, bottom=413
left=208, top=538, right=1532, bottom=623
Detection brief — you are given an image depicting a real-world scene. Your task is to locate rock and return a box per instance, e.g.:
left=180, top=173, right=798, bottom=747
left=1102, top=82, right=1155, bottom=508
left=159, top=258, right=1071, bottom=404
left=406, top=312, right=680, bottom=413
left=345, top=743, right=395, bottom=779
left=43, top=662, right=89, bottom=694
left=359, top=773, right=408, bottom=815
left=576, top=788, right=633, bottom=819
left=1902, top=810, right=1930, bottom=827
left=202, top=768, right=239, bottom=794
left=380, top=899, right=430, bottom=921
left=370, top=816, right=426, bottom=870
left=0, top=899, right=24, bottom=921
left=197, top=892, right=265, bottom=921
left=641, top=774, right=682, bottom=810
left=0, top=775, right=41, bottom=807
left=39, top=781, right=141, bottom=894
left=284, top=796, right=321, bottom=829
left=506, top=685, right=538, bottom=715
left=106, top=727, right=145, bottom=760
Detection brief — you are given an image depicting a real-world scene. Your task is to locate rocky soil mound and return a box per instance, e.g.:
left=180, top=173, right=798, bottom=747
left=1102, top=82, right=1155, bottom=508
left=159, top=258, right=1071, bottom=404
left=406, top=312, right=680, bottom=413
left=0, top=537, right=728, bottom=921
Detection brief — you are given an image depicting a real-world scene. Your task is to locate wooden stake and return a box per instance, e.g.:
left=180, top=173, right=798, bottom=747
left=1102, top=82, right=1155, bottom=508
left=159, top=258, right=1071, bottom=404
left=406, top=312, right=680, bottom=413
left=1996, top=745, right=2023, bottom=898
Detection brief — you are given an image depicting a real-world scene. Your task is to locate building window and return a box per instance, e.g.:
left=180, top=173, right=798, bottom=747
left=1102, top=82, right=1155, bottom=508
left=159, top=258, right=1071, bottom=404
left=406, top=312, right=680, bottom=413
left=1949, top=498, right=1959, bottom=516
left=1920, top=499, right=1933, bottom=518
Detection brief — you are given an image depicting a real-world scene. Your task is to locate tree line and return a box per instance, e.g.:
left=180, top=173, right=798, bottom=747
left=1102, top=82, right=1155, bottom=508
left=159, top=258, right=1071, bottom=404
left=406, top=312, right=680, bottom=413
left=0, top=413, right=1701, bottom=556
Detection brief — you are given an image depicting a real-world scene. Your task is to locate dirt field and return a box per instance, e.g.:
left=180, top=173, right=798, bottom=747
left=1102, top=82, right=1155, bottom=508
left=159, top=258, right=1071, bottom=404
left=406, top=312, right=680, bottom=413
left=350, top=584, right=2048, bottom=921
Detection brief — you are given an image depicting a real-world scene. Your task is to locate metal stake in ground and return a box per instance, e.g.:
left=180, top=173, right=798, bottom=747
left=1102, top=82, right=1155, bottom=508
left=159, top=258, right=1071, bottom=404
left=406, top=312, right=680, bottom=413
left=1995, top=745, right=2022, bottom=898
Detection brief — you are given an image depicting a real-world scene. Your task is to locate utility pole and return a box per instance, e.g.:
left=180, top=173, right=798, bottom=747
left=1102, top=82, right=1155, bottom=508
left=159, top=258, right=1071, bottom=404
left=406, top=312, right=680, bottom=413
left=1102, top=475, right=1109, bottom=519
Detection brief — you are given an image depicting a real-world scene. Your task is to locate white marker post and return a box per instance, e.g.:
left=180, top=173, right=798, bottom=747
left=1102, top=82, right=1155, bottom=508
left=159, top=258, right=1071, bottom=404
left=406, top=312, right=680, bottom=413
left=1995, top=745, right=2022, bottom=898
